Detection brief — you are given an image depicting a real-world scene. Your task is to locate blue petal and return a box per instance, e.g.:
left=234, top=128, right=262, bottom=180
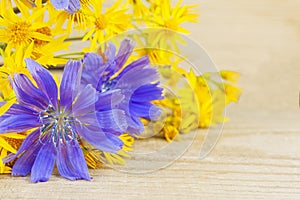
left=65, top=0, right=81, bottom=14
left=56, top=141, right=91, bottom=181
left=11, top=73, right=49, bottom=110
left=116, top=56, right=150, bottom=79
left=56, top=143, right=78, bottom=180
left=3, top=129, right=40, bottom=163
left=130, top=83, right=164, bottom=102
left=0, top=114, right=40, bottom=133
left=126, top=115, right=145, bottom=134
left=104, top=42, right=116, bottom=61
left=72, top=84, right=97, bottom=116
left=83, top=53, right=104, bottom=72
left=130, top=102, right=161, bottom=120
left=60, top=60, right=82, bottom=111
left=30, top=143, right=56, bottom=183
left=96, top=109, right=128, bottom=133
left=95, top=89, right=124, bottom=111
left=74, top=124, right=122, bottom=153
left=50, top=0, right=69, bottom=9
left=116, top=39, right=135, bottom=69
left=25, top=58, right=58, bottom=108
left=12, top=142, right=42, bottom=177
left=114, top=57, right=159, bottom=90
left=2, top=103, right=38, bottom=117
left=66, top=140, right=91, bottom=181
left=81, top=53, right=106, bottom=89
left=77, top=109, right=127, bottom=133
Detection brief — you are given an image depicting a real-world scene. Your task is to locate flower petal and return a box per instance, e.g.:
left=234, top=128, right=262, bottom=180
left=115, top=57, right=159, bottom=89
left=3, top=129, right=40, bottom=163
left=78, top=109, right=127, bottom=134
left=130, top=83, right=164, bottom=102
left=30, top=143, right=56, bottom=183
left=95, top=89, right=124, bottom=111
left=74, top=124, right=123, bottom=153
left=65, top=0, right=81, bottom=14
left=96, top=109, right=128, bottom=133
left=25, top=58, right=58, bottom=108
left=56, top=141, right=91, bottom=181
left=11, top=73, right=49, bottom=110
left=0, top=114, right=40, bottom=133
left=60, top=60, right=82, bottom=111
left=56, top=144, right=78, bottom=180
left=104, top=42, right=116, bottom=61
left=83, top=53, right=104, bottom=72
left=3, top=103, right=38, bottom=116
left=81, top=53, right=106, bottom=89
left=12, top=142, right=42, bottom=177
left=50, top=0, right=69, bottom=9
left=72, top=84, right=97, bottom=116
left=66, top=140, right=91, bottom=181
left=116, top=39, right=134, bottom=69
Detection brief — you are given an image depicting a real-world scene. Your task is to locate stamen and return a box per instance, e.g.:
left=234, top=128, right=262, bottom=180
left=38, top=103, right=80, bottom=147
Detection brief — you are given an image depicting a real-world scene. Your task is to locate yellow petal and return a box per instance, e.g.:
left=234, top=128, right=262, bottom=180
left=0, top=98, right=15, bottom=116
left=0, top=137, right=17, bottom=153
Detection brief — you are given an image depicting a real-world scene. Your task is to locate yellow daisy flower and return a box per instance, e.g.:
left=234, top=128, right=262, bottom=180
left=82, top=0, right=132, bottom=49
left=148, top=0, right=198, bottom=34
left=0, top=0, right=51, bottom=52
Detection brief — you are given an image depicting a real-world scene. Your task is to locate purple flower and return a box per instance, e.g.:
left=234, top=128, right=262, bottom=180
left=0, top=59, right=127, bottom=182
left=81, top=39, right=164, bottom=134
left=50, top=0, right=80, bottom=13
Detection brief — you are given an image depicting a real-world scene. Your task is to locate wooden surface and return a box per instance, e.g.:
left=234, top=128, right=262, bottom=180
left=1, top=0, right=300, bottom=199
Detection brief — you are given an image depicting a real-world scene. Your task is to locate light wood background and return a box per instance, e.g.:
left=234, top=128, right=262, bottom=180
left=1, top=0, right=300, bottom=199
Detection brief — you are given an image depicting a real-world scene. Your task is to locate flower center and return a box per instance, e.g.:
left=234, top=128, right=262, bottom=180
left=39, top=105, right=78, bottom=146
left=33, top=27, right=51, bottom=47
left=95, top=15, right=108, bottom=30
left=8, top=22, right=32, bottom=46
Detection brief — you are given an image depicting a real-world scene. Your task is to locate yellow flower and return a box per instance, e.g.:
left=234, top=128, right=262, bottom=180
left=224, top=84, right=242, bottom=104
left=127, top=0, right=150, bottom=18
left=155, top=66, right=241, bottom=141
left=0, top=0, right=51, bottom=52
left=220, top=70, right=240, bottom=83
left=0, top=133, right=27, bottom=173
left=148, top=0, right=198, bottom=33
left=84, top=134, right=134, bottom=168
left=82, top=0, right=132, bottom=49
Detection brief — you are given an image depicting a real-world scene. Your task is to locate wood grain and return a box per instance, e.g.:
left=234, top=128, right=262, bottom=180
left=1, top=0, right=300, bottom=199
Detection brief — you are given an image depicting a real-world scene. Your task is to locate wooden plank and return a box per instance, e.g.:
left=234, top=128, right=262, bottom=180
left=1, top=0, right=300, bottom=199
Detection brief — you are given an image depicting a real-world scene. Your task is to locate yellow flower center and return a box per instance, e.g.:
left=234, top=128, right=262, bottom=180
left=95, top=15, right=108, bottom=30
left=2, top=137, right=23, bottom=151
left=34, top=27, right=52, bottom=47
left=8, top=22, right=32, bottom=46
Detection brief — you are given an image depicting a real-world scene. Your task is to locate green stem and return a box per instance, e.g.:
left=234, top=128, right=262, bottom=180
left=55, top=52, right=84, bottom=58
left=64, top=36, right=85, bottom=42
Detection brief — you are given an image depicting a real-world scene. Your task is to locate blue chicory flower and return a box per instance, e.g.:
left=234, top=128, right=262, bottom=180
left=50, top=0, right=80, bottom=13
left=0, top=58, right=127, bottom=182
left=81, top=39, right=164, bottom=135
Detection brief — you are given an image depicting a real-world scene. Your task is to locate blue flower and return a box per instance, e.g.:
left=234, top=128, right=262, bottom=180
left=0, top=59, right=127, bottom=182
left=81, top=39, right=164, bottom=135
left=50, top=0, right=80, bottom=13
